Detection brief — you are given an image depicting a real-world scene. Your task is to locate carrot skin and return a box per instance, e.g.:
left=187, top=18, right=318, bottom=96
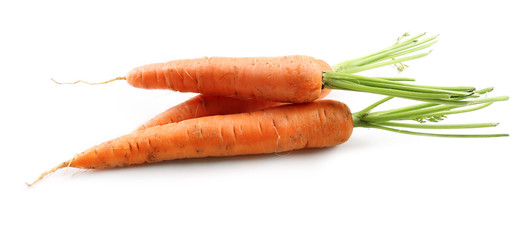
left=136, top=89, right=331, bottom=131
left=135, top=94, right=285, bottom=131
left=70, top=100, right=353, bottom=169
left=126, top=56, right=333, bottom=103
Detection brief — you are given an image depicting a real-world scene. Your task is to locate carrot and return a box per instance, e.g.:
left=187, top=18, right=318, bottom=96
left=121, top=34, right=485, bottom=104
left=59, top=33, right=482, bottom=105
left=126, top=55, right=333, bottom=103
left=135, top=94, right=283, bottom=131
left=135, top=90, right=330, bottom=131
left=28, top=89, right=508, bottom=186
left=28, top=100, right=354, bottom=186
left=30, top=33, right=508, bottom=186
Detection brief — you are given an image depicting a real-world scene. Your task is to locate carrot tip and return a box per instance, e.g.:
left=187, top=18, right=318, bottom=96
left=26, top=161, right=70, bottom=187
left=50, top=76, right=125, bottom=85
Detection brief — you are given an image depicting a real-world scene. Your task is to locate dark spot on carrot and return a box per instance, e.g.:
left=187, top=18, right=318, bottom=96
left=147, top=152, right=158, bottom=163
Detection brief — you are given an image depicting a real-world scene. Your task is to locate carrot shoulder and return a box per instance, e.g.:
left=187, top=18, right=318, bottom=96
left=126, top=55, right=332, bottom=103
left=28, top=100, right=353, bottom=186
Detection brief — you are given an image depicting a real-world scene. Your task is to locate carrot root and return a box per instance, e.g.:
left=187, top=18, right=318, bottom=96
left=26, top=161, right=70, bottom=187
left=51, top=76, right=126, bottom=85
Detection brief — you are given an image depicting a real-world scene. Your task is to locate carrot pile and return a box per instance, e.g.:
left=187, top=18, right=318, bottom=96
left=29, top=33, right=508, bottom=186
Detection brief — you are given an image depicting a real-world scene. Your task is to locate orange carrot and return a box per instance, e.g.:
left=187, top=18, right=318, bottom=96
left=60, top=34, right=474, bottom=105
left=135, top=94, right=285, bottom=131
left=32, top=34, right=508, bottom=186
left=135, top=90, right=331, bottom=131
left=119, top=34, right=448, bottom=103
left=28, top=90, right=508, bottom=186
left=126, top=55, right=333, bottom=103
left=28, top=100, right=353, bottom=186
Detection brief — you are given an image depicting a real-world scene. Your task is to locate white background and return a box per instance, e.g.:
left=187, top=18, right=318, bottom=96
left=1, top=0, right=517, bottom=239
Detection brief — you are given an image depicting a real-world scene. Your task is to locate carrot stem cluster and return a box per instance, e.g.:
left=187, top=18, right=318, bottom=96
left=321, top=32, right=509, bottom=138
left=321, top=33, right=493, bottom=104
left=352, top=88, right=509, bottom=138
left=332, top=32, right=438, bottom=73
left=323, top=72, right=481, bottom=104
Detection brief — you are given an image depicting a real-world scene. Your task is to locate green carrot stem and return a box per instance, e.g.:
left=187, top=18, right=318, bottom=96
left=324, top=72, right=475, bottom=96
left=351, top=94, right=509, bottom=138
left=355, top=123, right=508, bottom=138
left=365, top=102, right=437, bottom=117
left=476, top=87, right=494, bottom=95
left=384, top=41, right=437, bottom=61
left=325, top=72, right=469, bottom=90
left=378, top=77, right=415, bottom=82
left=374, top=121, right=500, bottom=129
left=333, top=32, right=430, bottom=71
left=353, top=40, right=438, bottom=70
left=363, top=102, right=501, bottom=123
left=361, top=104, right=458, bottom=122
left=347, top=39, right=437, bottom=68
left=342, top=52, right=432, bottom=74
left=421, top=102, right=495, bottom=118
left=353, top=97, right=394, bottom=118
left=324, top=78, right=500, bottom=106
left=392, top=95, right=508, bottom=106
left=324, top=79, right=454, bottom=100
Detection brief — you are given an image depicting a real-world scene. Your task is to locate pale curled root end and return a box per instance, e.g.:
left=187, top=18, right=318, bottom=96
left=26, top=161, right=70, bottom=187
left=50, top=76, right=126, bottom=85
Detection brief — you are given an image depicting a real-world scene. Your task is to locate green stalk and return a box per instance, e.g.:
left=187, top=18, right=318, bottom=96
left=358, top=123, right=508, bottom=138
left=354, top=96, right=393, bottom=118
left=348, top=39, right=437, bottom=69
left=387, top=95, right=508, bottom=107
left=324, top=72, right=475, bottom=96
left=364, top=87, right=498, bottom=118
left=364, top=102, right=437, bottom=117
left=333, top=32, right=433, bottom=71
left=325, top=78, right=454, bottom=100
left=378, top=77, right=415, bottom=82
left=375, top=121, right=499, bottom=129
left=341, top=52, right=432, bottom=74
left=324, top=78, right=507, bottom=106
left=362, top=104, right=459, bottom=123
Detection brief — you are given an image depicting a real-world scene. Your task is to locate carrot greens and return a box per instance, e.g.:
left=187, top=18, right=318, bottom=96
left=352, top=89, right=509, bottom=138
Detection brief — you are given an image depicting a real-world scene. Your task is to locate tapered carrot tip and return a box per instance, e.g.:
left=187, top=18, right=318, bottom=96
left=26, top=161, right=70, bottom=187
left=50, top=76, right=126, bottom=85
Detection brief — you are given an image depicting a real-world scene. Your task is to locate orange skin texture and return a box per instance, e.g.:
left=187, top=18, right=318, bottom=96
left=126, top=55, right=333, bottom=103
left=136, top=91, right=331, bottom=131
left=69, top=100, right=353, bottom=169
left=136, top=94, right=283, bottom=131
